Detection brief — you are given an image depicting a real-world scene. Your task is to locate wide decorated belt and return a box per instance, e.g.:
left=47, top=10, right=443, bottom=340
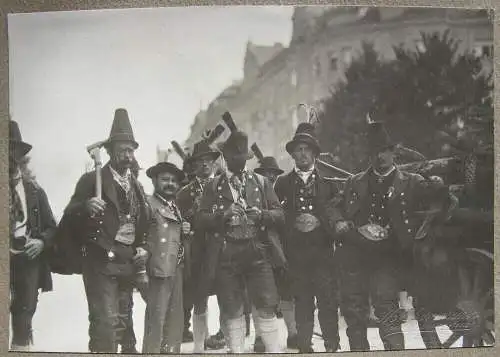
left=357, top=223, right=389, bottom=242
left=114, top=222, right=135, bottom=245
left=294, top=213, right=320, bottom=233
left=226, top=215, right=258, bottom=240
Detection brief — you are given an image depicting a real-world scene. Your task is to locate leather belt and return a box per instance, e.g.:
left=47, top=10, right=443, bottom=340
left=294, top=213, right=321, bottom=233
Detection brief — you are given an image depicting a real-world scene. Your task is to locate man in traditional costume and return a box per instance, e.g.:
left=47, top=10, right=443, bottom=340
left=176, top=129, right=227, bottom=353
left=331, top=119, right=457, bottom=351
left=142, top=162, right=190, bottom=353
left=197, top=114, right=286, bottom=353
left=62, top=109, right=150, bottom=353
left=274, top=122, right=341, bottom=353
left=9, top=120, right=57, bottom=352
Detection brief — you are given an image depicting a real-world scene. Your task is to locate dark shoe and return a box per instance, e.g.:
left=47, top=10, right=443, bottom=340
left=214, top=329, right=224, bottom=341
left=120, top=345, right=139, bottom=354
left=298, top=346, right=314, bottom=353
left=205, top=334, right=226, bottom=350
left=286, top=334, right=298, bottom=349
left=183, top=329, right=194, bottom=343
left=253, top=336, right=265, bottom=353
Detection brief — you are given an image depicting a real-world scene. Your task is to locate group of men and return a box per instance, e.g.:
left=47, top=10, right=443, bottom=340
left=9, top=106, right=457, bottom=353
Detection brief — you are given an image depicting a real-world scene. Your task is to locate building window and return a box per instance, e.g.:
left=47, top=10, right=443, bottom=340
left=329, top=55, right=338, bottom=71
left=474, top=44, right=493, bottom=58
left=292, top=107, right=299, bottom=130
left=415, top=40, right=426, bottom=53
left=290, top=69, right=297, bottom=87
left=342, top=47, right=352, bottom=66
left=313, top=57, right=321, bottom=77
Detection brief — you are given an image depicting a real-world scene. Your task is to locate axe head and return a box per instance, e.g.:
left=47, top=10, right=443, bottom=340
left=171, top=141, right=188, bottom=161
left=222, top=111, right=238, bottom=132
left=251, top=143, right=265, bottom=162
left=86, top=140, right=107, bottom=154
left=205, top=124, right=225, bottom=144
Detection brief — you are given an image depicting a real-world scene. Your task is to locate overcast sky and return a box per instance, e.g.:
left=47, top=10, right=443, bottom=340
left=8, top=6, right=294, bottom=219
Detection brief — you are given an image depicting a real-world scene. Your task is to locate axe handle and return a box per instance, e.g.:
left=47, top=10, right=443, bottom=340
left=95, top=161, right=102, bottom=199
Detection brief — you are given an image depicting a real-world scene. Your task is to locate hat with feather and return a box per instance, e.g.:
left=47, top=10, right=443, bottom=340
left=220, top=111, right=254, bottom=160
left=285, top=104, right=321, bottom=156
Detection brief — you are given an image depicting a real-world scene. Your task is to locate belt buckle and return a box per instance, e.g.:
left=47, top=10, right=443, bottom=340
left=295, top=213, right=320, bottom=233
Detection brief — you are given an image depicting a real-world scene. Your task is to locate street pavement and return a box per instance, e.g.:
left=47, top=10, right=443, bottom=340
left=15, top=275, right=465, bottom=353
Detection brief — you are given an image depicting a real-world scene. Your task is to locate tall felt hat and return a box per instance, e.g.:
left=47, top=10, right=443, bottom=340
left=255, top=157, right=284, bottom=176
left=146, top=161, right=185, bottom=182
left=9, top=120, right=32, bottom=159
left=105, top=108, right=138, bottom=149
left=221, top=111, right=253, bottom=160
left=367, top=121, right=395, bottom=152
left=285, top=122, right=320, bottom=155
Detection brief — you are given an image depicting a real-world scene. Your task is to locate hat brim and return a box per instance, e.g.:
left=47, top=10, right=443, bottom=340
left=146, top=164, right=185, bottom=182
left=254, top=167, right=284, bottom=176
left=221, top=146, right=254, bottom=161
left=104, top=136, right=139, bottom=149
left=10, top=141, right=32, bottom=159
left=285, top=137, right=320, bottom=156
left=188, top=150, right=221, bottom=163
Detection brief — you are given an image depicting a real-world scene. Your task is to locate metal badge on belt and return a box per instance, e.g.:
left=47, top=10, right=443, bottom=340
left=357, top=223, right=389, bottom=242
left=295, top=213, right=320, bottom=233
left=115, top=222, right=135, bottom=245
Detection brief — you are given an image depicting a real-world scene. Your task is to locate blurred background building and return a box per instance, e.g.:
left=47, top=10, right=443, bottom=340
left=164, top=6, right=492, bottom=172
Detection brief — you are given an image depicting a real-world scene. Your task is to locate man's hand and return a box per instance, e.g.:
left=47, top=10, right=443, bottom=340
left=24, top=238, right=44, bottom=260
left=246, top=206, right=262, bottom=222
left=335, top=220, right=353, bottom=234
left=223, top=203, right=245, bottom=222
left=133, top=247, right=149, bottom=266
left=86, top=197, right=106, bottom=216
left=181, top=221, right=191, bottom=235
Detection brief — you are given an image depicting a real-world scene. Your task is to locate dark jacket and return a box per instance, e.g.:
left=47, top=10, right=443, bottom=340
left=176, top=178, right=205, bottom=281
left=146, top=194, right=183, bottom=278
left=274, top=168, right=341, bottom=253
left=330, top=167, right=457, bottom=252
left=13, top=179, right=57, bottom=292
left=196, top=170, right=286, bottom=296
left=50, top=164, right=151, bottom=275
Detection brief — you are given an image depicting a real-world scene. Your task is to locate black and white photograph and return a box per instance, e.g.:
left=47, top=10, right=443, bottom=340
left=7, top=4, right=494, bottom=354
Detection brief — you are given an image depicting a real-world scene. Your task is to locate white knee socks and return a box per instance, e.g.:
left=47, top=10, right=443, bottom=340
left=251, top=306, right=261, bottom=337
left=226, top=315, right=246, bottom=353
left=256, top=316, right=282, bottom=353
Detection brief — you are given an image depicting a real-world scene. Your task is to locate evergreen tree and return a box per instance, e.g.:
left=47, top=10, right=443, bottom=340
left=318, top=30, right=493, bottom=176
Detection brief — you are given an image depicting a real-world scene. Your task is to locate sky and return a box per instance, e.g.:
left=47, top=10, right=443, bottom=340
left=8, top=6, right=294, bottom=219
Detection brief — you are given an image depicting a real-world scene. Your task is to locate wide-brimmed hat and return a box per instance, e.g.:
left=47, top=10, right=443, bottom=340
left=9, top=120, right=32, bottom=159
left=104, top=108, right=139, bottom=149
left=367, top=121, right=395, bottom=152
left=189, top=140, right=221, bottom=163
left=221, top=131, right=254, bottom=160
left=285, top=122, right=320, bottom=155
left=255, top=156, right=284, bottom=176
left=146, top=161, right=185, bottom=182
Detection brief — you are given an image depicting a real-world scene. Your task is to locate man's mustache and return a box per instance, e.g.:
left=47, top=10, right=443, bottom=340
left=162, top=185, right=177, bottom=191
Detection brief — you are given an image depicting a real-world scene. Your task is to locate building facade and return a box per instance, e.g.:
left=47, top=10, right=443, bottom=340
left=183, top=6, right=493, bottom=172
